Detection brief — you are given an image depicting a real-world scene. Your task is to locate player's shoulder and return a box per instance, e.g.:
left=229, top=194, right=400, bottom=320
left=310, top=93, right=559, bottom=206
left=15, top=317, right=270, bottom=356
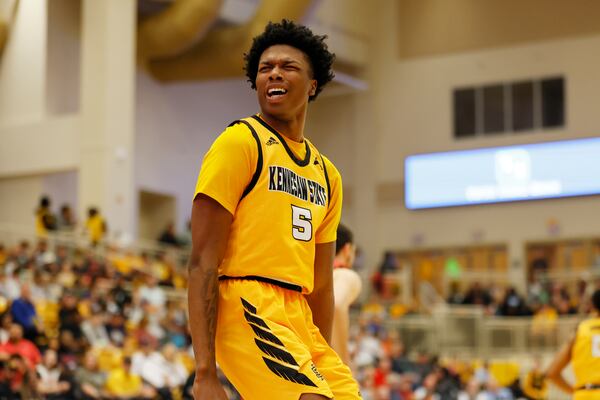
left=579, top=316, right=600, bottom=331
left=322, top=154, right=342, bottom=185
left=213, top=119, right=259, bottom=148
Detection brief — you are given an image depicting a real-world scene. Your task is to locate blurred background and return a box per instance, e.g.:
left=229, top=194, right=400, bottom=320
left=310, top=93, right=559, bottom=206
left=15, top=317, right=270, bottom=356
left=1, top=0, right=600, bottom=398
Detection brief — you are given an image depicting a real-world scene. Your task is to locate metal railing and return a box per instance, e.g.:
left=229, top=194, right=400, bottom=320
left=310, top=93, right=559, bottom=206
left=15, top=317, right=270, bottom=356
left=374, top=305, right=581, bottom=358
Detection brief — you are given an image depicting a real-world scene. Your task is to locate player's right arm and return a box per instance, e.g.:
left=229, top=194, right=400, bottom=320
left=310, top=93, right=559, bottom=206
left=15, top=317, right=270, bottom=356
left=188, top=124, right=257, bottom=399
left=189, top=195, right=232, bottom=400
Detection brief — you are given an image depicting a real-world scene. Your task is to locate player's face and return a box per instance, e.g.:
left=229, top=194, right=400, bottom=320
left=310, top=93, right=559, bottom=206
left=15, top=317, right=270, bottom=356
left=255, top=45, right=317, bottom=120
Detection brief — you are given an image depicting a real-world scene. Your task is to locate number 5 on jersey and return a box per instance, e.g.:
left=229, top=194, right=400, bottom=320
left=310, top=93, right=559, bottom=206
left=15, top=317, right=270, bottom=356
left=291, top=205, right=312, bottom=241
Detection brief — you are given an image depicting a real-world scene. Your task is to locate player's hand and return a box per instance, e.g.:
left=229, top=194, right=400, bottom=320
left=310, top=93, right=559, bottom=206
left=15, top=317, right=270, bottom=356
left=193, top=372, right=229, bottom=400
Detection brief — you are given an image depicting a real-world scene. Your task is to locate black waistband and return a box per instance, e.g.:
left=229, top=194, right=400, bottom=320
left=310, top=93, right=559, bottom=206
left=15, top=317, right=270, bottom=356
left=576, top=384, right=600, bottom=391
left=218, top=275, right=303, bottom=293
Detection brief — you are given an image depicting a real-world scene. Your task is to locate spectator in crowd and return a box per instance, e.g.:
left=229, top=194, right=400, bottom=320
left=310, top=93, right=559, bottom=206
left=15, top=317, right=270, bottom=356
left=10, top=283, right=40, bottom=341
left=105, top=356, right=155, bottom=399
left=390, top=338, right=412, bottom=375
left=463, top=282, right=492, bottom=307
left=35, top=196, right=57, bottom=237
left=0, top=323, right=41, bottom=369
left=473, top=360, right=492, bottom=385
left=153, top=252, right=174, bottom=287
left=33, top=239, right=56, bottom=268
left=447, top=282, right=465, bottom=305
left=131, top=338, right=175, bottom=398
left=0, top=313, right=13, bottom=343
left=58, top=204, right=76, bottom=231
left=36, top=348, right=72, bottom=399
left=74, top=350, right=107, bottom=399
left=158, top=222, right=180, bottom=247
left=0, top=270, right=20, bottom=301
left=81, top=311, right=110, bottom=349
left=521, top=358, right=547, bottom=400
left=85, top=207, right=107, bottom=246
left=58, top=291, right=83, bottom=341
left=138, top=273, right=167, bottom=311
left=4, top=353, right=38, bottom=399
left=498, top=287, right=530, bottom=316
left=13, top=240, right=31, bottom=270
left=161, top=343, right=189, bottom=390
left=106, top=312, right=127, bottom=347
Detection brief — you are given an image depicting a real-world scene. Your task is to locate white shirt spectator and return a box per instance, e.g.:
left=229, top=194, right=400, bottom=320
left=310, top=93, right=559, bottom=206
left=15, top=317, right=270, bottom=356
left=131, top=351, right=187, bottom=389
left=138, top=285, right=166, bottom=309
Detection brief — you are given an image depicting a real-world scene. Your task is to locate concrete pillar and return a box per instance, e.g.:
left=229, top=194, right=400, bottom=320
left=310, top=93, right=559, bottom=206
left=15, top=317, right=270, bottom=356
left=79, top=0, right=136, bottom=241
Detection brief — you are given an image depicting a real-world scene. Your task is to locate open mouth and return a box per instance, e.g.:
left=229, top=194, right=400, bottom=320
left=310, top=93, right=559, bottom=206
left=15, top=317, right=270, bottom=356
left=267, top=87, right=288, bottom=100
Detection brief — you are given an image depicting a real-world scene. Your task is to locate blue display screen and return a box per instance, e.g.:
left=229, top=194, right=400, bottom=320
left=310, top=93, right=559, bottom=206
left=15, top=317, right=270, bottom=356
left=405, top=137, right=600, bottom=209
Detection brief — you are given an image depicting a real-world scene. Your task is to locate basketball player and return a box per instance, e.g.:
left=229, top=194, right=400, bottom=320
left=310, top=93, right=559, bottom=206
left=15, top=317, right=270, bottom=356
left=188, top=20, right=361, bottom=400
left=331, top=224, right=362, bottom=366
left=546, top=289, right=600, bottom=399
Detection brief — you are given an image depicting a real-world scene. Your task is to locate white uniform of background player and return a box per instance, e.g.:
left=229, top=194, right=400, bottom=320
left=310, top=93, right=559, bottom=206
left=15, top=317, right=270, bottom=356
left=331, top=225, right=362, bottom=366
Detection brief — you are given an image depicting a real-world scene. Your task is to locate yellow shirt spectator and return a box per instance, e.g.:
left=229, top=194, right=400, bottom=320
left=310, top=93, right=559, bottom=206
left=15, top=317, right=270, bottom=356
left=105, top=367, right=143, bottom=398
left=86, top=208, right=106, bottom=245
left=522, top=369, right=548, bottom=400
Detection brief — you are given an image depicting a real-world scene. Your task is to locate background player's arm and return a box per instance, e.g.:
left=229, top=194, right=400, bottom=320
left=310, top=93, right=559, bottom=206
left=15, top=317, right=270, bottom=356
left=188, top=195, right=232, bottom=399
left=332, top=269, right=362, bottom=365
left=306, top=241, right=336, bottom=344
left=545, top=335, right=575, bottom=395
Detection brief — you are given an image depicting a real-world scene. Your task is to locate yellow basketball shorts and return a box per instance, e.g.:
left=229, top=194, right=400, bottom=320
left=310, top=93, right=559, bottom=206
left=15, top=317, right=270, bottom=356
left=215, top=279, right=361, bottom=400
left=575, top=389, right=600, bottom=400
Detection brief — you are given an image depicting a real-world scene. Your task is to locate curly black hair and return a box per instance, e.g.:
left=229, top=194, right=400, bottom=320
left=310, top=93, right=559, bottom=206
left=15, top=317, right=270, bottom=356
left=244, top=19, right=335, bottom=101
left=593, top=289, right=600, bottom=311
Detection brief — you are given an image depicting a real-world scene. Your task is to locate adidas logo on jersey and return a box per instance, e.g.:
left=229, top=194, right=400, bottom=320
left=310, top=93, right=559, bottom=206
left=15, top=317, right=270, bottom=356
left=266, top=137, right=279, bottom=146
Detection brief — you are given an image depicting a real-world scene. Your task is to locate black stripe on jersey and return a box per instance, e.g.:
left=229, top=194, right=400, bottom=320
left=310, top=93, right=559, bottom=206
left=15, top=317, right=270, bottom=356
left=244, top=310, right=269, bottom=329
left=251, top=115, right=311, bottom=167
left=254, top=339, right=298, bottom=366
left=228, top=120, right=263, bottom=200
left=262, top=357, right=317, bottom=387
left=240, top=297, right=257, bottom=314
left=249, top=324, right=284, bottom=346
left=320, top=154, right=331, bottom=207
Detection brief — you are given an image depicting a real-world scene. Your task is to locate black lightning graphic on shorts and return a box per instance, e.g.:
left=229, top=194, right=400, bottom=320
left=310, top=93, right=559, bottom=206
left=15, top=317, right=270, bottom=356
left=240, top=298, right=318, bottom=388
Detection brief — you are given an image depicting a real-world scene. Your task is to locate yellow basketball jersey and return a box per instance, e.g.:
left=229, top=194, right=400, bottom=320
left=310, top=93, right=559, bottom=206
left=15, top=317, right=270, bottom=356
left=572, top=317, right=600, bottom=387
left=194, top=115, right=342, bottom=294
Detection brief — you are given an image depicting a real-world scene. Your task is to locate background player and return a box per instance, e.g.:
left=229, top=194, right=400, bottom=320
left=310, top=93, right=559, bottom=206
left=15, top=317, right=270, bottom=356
left=546, top=289, right=600, bottom=399
left=331, top=224, right=362, bottom=366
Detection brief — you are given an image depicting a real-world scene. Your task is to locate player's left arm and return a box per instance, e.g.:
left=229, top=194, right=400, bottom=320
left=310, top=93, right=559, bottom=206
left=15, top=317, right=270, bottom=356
left=545, top=335, right=575, bottom=395
left=307, top=241, right=336, bottom=344
left=307, top=157, right=343, bottom=344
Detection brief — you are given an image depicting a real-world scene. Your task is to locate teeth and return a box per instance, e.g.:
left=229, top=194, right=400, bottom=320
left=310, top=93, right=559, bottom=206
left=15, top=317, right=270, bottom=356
left=268, top=88, right=287, bottom=95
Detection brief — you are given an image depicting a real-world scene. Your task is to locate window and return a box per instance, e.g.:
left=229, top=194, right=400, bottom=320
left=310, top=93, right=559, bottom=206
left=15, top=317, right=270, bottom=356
left=541, top=77, right=565, bottom=128
left=454, top=89, right=477, bottom=138
left=453, top=77, right=565, bottom=138
left=483, top=85, right=505, bottom=134
left=511, top=81, right=534, bottom=132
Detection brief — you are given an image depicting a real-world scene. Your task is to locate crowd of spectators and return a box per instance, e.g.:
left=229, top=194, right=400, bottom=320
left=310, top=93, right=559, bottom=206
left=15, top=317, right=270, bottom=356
left=35, top=195, right=191, bottom=250
left=0, top=197, right=573, bottom=399
left=0, top=237, right=230, bottom=399
left=0, top=235, right=558, bottom=399
left=348, top=316, right=548, bottom=400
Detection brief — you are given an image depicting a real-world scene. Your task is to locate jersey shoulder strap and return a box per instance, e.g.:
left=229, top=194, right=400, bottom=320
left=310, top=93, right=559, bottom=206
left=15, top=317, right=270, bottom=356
left=228, top=119, right=263, bottom=200
left=320, top=153, right=331, bottom=207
